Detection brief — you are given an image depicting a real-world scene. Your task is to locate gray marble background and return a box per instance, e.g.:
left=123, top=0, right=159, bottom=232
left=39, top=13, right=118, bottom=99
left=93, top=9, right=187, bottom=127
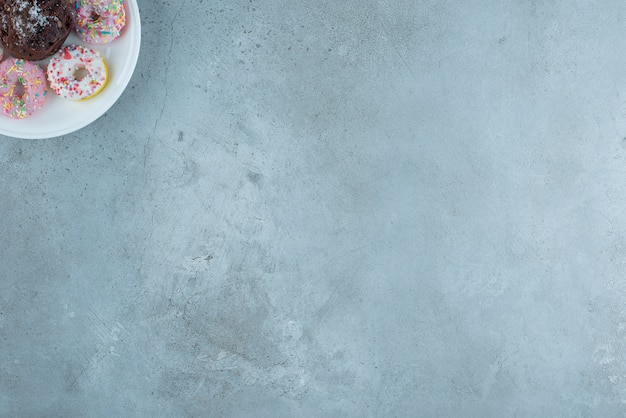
left=2, top=0, right=626, bottom=416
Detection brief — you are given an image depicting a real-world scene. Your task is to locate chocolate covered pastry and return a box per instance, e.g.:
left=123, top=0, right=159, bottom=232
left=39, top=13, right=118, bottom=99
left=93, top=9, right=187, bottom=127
left=0, top=0, right=72, bottom=61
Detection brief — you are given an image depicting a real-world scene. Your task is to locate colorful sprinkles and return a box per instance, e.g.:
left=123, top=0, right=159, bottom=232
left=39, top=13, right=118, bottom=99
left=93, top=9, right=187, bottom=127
left=47, top=45, right=108, bottom=101
left=0, top=58, right=47, bottom=119
left=73, top=0, right=126, bottom=44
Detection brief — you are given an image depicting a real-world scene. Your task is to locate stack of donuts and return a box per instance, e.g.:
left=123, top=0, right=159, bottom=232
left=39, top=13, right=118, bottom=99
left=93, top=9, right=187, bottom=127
left=0, top=0, right=127, bottom=119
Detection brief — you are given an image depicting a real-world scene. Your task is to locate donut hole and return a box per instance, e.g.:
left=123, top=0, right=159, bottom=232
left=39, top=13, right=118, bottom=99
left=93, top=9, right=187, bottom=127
left=14, top=81, right=25, bottom=99
left=90, top=11, right=102, bottom=23
left=73, top=67, right=89, bottom=82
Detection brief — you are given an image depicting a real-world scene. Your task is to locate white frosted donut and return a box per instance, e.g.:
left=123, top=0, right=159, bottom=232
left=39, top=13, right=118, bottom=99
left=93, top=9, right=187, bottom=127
left=47, top=45, right=108, bottom=101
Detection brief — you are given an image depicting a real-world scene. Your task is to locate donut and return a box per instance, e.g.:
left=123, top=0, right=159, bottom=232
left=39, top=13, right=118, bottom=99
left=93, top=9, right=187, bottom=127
left=47, top=45, right=108, bottom=101
left=0, top=58, right=47, bottom=119
left=0, top=0, right=73, bottom=61
left=73, top=0, right=126, bottom=44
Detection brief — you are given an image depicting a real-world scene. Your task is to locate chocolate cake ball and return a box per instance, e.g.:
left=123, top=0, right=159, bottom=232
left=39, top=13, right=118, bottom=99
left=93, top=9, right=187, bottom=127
left=0, top=0, right=72, bottom=61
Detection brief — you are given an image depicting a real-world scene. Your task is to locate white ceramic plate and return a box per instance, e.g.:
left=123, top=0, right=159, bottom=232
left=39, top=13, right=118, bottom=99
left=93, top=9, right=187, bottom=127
left=0, top=0, right=141, bottom=139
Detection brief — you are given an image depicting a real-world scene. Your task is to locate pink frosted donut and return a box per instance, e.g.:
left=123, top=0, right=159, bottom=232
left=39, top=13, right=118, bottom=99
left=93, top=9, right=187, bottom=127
left=73, top=0, right=126, bottom=44
left=0, top=58, right=47, bottom=119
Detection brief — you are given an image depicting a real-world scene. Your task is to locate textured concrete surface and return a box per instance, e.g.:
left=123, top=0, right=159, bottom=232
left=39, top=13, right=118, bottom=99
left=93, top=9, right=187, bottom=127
left=3, top=0, right=626, bottom=416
